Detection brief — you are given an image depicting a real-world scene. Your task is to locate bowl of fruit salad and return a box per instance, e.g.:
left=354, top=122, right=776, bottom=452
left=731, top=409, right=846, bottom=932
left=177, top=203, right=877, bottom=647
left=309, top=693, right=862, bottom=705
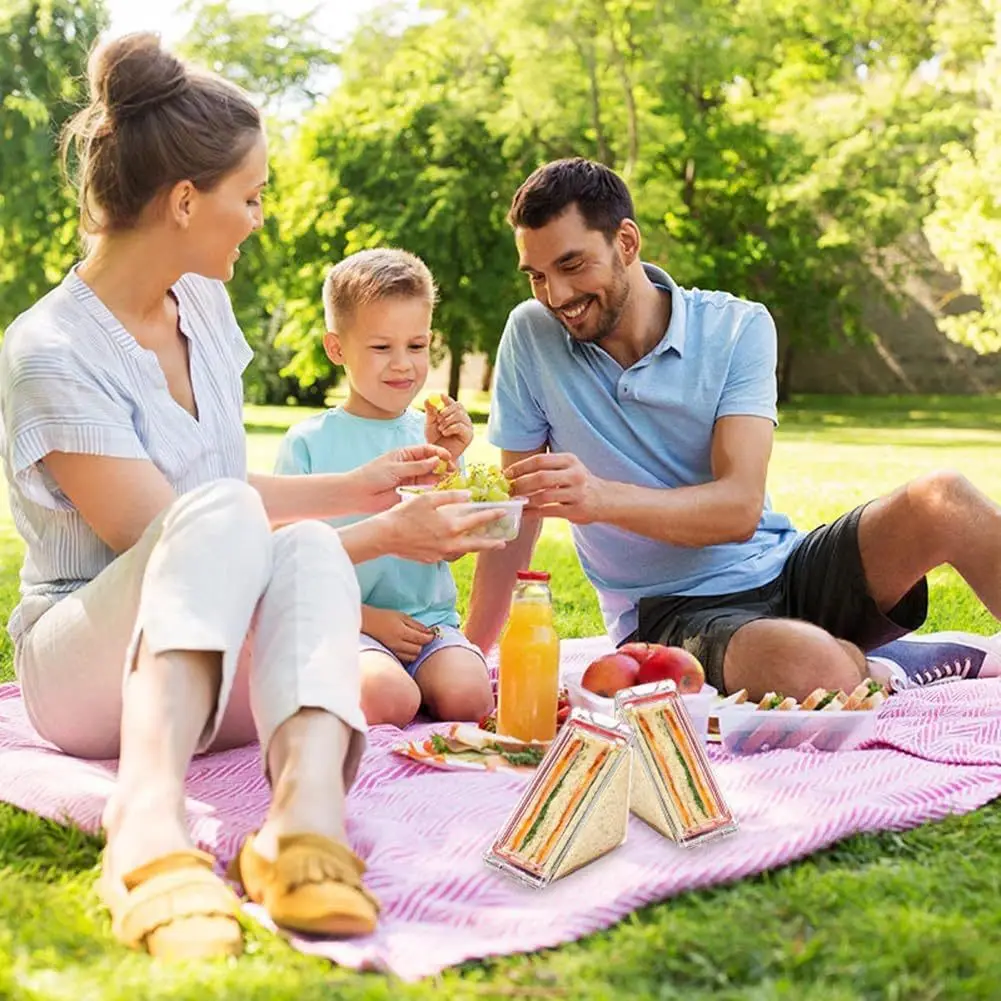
left=397, top=463, right=528, bottom=541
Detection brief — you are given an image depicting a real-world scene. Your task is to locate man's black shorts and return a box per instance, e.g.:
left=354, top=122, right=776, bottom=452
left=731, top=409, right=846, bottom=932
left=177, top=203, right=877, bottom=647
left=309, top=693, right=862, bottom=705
left=630, top=504, right=928, bottom=693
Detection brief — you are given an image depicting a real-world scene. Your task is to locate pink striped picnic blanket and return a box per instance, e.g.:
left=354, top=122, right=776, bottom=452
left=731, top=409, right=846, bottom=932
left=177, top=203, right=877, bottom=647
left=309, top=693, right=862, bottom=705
left=0, top=636, right=1000, bottom=980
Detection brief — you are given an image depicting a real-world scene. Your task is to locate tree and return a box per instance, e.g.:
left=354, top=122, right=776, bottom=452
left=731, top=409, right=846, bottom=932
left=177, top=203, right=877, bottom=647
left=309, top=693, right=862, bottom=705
left=272, top=10, right=523, bottom=399
left=176, top=1, right=337, bottom=113
left=926, top=0, right=1001, bottom=352
left=178, top=0, right=341, bottom=403
left=0, top=0, right=106, bottom=330
left=444, top=0, right=888, bottom=395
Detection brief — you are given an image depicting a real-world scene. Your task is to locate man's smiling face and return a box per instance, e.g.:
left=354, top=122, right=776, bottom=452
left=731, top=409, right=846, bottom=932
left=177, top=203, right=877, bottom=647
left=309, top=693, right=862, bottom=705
left=516, top=205, right=631, bottom=345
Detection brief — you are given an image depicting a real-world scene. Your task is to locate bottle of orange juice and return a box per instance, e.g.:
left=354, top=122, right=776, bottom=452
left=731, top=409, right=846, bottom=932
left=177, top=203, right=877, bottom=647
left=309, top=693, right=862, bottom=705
left=497, top=571, right=560, bottom=742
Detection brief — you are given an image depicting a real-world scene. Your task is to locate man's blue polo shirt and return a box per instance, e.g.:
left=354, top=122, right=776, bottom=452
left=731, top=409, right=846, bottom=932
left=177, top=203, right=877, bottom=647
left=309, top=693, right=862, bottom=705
left=488, top=263, right=802, bottom=643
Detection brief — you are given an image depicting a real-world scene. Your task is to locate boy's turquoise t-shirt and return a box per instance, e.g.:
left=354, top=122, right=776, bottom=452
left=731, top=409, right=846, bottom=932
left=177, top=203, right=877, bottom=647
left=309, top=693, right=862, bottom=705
left=274, top=407, right=460, bottom=629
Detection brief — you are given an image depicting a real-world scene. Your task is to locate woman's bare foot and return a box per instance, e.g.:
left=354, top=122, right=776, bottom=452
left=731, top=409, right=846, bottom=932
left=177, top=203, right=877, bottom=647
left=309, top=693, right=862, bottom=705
left=101, top=789, right=192, bottom=880
left=253, top=708, right=350, bottom=861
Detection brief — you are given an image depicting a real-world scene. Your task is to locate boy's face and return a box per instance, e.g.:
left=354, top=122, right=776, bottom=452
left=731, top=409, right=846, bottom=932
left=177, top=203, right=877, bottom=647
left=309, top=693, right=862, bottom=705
left=325, top=295, right=433, bottom=419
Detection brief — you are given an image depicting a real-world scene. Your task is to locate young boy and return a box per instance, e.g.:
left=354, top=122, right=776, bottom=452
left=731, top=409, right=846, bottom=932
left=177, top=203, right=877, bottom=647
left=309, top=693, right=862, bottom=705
left=275, top=249, right=494, bottom=728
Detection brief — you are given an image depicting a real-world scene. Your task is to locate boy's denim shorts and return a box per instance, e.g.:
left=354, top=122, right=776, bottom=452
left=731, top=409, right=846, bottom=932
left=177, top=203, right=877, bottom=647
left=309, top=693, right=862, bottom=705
left=359, top=623, right=486, bottom=678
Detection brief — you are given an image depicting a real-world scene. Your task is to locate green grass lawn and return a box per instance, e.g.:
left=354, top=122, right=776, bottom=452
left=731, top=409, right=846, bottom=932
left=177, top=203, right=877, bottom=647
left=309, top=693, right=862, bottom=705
left=0, top=395, right=999, bottom=1000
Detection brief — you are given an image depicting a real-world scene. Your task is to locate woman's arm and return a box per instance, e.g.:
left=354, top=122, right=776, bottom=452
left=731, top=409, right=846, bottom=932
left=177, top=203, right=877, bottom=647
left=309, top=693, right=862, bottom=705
left=42, top=453, right=176, bottom=553
left=250, top=443, right=452, bottom=527
left=41, top=445, right=506, bottom=566
left=338, top=490, right=511, bottom=565
left=248, top=471, right=373, bottom=527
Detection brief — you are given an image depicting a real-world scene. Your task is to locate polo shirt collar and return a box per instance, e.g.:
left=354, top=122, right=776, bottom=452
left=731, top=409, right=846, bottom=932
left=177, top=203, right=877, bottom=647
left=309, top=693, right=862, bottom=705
left=643, top=263, right=686, bottom=358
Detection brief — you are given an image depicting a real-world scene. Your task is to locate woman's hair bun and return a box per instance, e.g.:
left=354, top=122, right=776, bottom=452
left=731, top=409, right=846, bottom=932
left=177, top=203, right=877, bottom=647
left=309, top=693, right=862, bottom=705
left=88, top=32, right=189, bottom=122
left=62, top=31, right=261, bottom=233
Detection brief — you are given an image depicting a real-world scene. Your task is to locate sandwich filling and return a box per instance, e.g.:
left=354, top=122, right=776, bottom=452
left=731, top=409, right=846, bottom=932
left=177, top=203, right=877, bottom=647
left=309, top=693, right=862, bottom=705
left=498, top=732, right=613, bottom=872
left=631, top=702, right=726, bottom=833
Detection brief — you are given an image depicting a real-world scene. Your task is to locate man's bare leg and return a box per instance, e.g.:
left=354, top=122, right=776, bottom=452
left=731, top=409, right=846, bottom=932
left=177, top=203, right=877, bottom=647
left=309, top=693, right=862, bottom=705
left=722, top=619, right=868, bottom=701
left=859, top=471, right=1001, bottom=616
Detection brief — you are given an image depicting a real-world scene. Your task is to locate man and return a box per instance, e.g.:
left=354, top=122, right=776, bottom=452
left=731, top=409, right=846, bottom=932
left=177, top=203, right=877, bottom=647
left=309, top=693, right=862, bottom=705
left=465, top=157, right=1001, bottom=699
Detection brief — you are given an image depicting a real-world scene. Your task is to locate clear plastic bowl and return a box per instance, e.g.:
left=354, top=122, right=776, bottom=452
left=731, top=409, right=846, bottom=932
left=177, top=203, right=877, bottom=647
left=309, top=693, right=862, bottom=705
left=396, top=487, right=528, bottom=542
left=562, top=665, right=718, bottom=743
left=715, top=704, right=878, bottom=754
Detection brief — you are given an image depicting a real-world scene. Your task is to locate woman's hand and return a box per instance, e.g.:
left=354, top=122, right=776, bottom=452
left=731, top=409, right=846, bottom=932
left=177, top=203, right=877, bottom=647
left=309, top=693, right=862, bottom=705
left=382, top=490, right=508, bottom=562
left=353, top=443, right=454, bottom=512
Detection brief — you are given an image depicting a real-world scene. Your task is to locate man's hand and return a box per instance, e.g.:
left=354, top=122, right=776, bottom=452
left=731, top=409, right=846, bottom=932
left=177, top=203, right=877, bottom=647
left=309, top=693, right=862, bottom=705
left=363, top=606, right=436, bottom=665
left=505, top=451, right=605, bottom=523
left=425, top=394, right=474, bottom=462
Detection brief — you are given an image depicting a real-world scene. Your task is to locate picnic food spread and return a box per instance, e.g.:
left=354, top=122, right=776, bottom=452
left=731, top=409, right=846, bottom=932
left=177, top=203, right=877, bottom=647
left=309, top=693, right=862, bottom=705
left=616, top=682, right=737, bottom=845
left=581, top=643, right=705, bottom=697
left=486, top=710, right=633, bottom=887
left=434, top=462, right=513, bottom=501
left=715, top=681, right=889, bottom=753
left=390, top=575, right=896, bottom=882
left=394, top=724, right=549, bottom=772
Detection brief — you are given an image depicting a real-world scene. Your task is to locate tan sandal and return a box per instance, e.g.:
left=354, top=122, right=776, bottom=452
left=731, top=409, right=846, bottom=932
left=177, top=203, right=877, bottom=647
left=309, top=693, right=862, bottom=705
left=99, top=848, right=243, bottom=960
left=228, top=833, right=379, bottom=937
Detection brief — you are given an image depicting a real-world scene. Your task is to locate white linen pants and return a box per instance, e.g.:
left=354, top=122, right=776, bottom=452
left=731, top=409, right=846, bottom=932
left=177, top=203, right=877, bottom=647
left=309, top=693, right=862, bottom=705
left=14, top=479, right=366, bottom=780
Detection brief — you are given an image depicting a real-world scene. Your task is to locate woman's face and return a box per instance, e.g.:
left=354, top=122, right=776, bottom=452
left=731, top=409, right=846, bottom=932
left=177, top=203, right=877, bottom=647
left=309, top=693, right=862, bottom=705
left=178, top=130, right=268, bottom=281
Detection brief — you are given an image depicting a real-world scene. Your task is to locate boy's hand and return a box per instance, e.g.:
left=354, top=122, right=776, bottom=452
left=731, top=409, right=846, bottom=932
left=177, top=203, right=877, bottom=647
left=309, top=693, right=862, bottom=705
left=425, top=394, right=474, bottom=462
left=363, top=606, right=436, bottom=665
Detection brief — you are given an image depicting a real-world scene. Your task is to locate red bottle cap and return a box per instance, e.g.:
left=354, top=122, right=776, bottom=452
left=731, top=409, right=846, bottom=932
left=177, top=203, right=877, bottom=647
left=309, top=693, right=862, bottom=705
left=517, top=571, right=551, bottom=582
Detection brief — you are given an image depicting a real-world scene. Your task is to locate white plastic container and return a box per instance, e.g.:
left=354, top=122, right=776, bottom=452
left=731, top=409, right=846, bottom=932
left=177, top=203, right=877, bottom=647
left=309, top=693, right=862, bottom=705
left=396, top=487, right=528, bottom=542
left=715, top=704, right=878, bottom=754
left=562, top=665, right=717, bottom=744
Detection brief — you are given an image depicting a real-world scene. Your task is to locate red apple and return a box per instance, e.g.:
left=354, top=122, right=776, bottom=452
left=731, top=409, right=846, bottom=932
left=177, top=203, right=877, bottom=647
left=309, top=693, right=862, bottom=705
left=618, top=642, right=705, bottom=693
left=581, top=654, right=641, bottom=698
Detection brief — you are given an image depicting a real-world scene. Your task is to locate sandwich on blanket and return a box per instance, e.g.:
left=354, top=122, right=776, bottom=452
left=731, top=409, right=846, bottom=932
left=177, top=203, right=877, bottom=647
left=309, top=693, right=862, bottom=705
left=616, top=681, right=737, bottom=846
left=486, top=710, right=633, bottom=887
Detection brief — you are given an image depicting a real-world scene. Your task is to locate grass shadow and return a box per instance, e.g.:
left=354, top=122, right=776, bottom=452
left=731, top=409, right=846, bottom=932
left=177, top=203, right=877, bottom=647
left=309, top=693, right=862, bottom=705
left=781, top=394, right=1001, bottom=433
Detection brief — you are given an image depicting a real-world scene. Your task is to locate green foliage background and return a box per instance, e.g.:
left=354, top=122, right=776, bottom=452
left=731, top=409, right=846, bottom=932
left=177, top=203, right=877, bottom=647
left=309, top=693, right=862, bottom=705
left=1, top=0, right=998, bottom=400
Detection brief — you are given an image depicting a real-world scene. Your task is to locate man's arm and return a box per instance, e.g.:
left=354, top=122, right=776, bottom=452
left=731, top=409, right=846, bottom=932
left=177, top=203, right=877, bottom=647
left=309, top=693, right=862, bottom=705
left=600, top=415, right=772, bottom=545
left=507, top=415, right=773, bottom=548
left=464, top=446, right=545, bottom=654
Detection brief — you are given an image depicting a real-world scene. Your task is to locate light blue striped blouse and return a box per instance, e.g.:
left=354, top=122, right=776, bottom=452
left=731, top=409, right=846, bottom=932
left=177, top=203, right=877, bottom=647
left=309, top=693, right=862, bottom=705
left=0, top=267, right=254, bottom=642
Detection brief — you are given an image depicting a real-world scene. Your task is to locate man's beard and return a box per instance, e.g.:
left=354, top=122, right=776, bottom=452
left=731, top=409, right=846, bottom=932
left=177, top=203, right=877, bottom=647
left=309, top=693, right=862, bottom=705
left=558, top=255, right=630, bottom=344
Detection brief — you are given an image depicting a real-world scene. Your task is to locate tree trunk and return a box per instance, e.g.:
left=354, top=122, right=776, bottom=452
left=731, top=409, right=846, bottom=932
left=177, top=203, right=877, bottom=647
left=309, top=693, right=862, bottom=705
left=448, top=349, right=463, bottom=401
left=579, top=40, right=611, bottom=165
left=480, top=356, right=494, bottom=393
left=599, top=1, right=639, bottom=177
left=778, top=343, right=795, bottom=403
left=682, top=157, right=697, bottom=216
left=614, top=57, right=639, bottom=177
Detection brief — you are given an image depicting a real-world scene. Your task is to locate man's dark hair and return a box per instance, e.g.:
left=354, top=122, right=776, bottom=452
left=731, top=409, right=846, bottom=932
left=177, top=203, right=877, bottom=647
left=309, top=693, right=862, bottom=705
left=507, top=158, right=635, bottom=240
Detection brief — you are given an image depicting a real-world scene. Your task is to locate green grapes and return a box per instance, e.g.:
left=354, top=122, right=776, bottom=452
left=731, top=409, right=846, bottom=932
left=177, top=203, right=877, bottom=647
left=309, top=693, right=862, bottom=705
left=434, top=463, right=512, bottom=502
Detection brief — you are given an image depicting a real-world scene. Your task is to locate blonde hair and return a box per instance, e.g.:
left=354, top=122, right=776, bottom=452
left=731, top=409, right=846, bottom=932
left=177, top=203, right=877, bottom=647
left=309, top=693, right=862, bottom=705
left=322, top=249, right=438, bottom=331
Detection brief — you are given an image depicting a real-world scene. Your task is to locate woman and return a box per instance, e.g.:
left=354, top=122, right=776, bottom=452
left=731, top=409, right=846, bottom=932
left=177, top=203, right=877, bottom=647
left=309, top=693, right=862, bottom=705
left=0, top=33, right=504, bottom=960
